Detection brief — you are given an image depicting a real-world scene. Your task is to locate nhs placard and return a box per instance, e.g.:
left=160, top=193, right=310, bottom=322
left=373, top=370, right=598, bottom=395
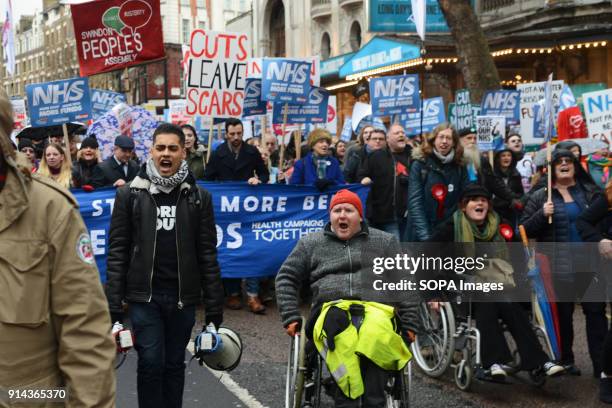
left=91, top=89, right=126, bottom=120
left=26, top=77, right=92, bottom=127
left=480, top=90, right=520, bottom=124
left=369, top=74, right=419, bottom=116
left=262, top=58, right=312, bottom=104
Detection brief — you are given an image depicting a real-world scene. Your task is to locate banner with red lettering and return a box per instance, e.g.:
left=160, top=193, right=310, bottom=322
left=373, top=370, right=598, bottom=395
left=186, top=30, right=250, bottom=118
left=71, top=0, right=165, bottom=76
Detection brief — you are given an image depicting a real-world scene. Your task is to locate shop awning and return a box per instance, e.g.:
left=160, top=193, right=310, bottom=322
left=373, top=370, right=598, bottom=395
left=321, top=52, right=355, bottom=79
left=338, top=37, right=421, bottom=79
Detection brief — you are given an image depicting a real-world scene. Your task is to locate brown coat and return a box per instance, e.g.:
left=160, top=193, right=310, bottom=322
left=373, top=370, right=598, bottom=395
left=0, top=162, right=116, bottom=407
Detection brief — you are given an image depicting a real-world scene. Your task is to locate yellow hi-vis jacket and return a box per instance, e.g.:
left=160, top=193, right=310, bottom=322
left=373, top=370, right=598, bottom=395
left=312, top=300, right=412, bottom=399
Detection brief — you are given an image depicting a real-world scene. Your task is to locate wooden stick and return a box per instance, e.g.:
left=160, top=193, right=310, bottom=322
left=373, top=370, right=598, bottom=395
left=278, top=102, right=289, bottom=174
left=547, top=141, right=552, bottom=224
left=295, top=129, right=301, bottom=161
left=206, top=119, right=214, bottom=163
left=62, top=123, right=72, bottom=164
left=488, top=150, right=494, bottom=169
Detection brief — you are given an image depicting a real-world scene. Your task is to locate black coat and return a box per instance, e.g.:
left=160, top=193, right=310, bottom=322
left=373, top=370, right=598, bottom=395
left=71, top=159, right=99, bottom=188
left=105, top=171, right=223, bottom=319
left=343, top=145, right=367, bottom=183
left=90, top=156, right=139, bottom=188
left=576, top=194, right=612, bottom=243
left=520, top=182, right=600, bottom=280
left=356, top=146, right=411, bottom=224
left=204, top=142, right=269, bottom=183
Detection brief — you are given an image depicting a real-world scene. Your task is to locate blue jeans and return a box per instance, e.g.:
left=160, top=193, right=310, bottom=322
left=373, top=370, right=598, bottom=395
left=129, top=294, right=195, bottom=408
left=224, top=278, right=261, bottom=297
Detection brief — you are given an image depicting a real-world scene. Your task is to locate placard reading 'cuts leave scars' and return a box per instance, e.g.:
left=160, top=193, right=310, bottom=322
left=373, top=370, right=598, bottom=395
left=186, top=30, right=250, bottom=118
left=71, top=0, right=165, bottom=76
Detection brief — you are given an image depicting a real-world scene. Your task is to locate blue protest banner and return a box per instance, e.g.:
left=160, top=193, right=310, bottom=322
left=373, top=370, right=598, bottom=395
left=91, top=89, right=126, bottom=120
left=480, top=90, right=520, bottom=124
left=272, top=87, right=329, bottom=124
left=26, top=77, right=92, bottom=126
left=73, top=183, right=369, bottom=282
left=369, top=74, right=419, bottom=116
left=340, top=118, right=353, bottom=142
left=394, top=97, right=445, bottom=135
left=262, top=58, right=312, bottom=104
left=242, top=78, right=267, bottom=117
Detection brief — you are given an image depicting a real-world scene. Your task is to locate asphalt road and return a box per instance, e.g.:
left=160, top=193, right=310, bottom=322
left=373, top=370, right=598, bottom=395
left=116, top=302, right=609, bottom=408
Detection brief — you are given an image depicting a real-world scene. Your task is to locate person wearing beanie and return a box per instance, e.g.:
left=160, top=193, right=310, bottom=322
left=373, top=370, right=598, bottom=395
left=409, top=123, right=468, bottom=241
left=18, top=138, right=37, bottom=171
left=0, top=92, right=117, bottom=406
left=276, top=188, right=420, bottom=406
left=289, top=128, right=345, bottom=189
left=429, top=183, right=565, bottom=380
left=522, top=148, right=603, bottom=377
left=72, top=136, right=101, bottom=188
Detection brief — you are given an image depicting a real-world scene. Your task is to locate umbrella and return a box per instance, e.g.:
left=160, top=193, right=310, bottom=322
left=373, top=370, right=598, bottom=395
left=534, top=138, right=608, bottom=166
left=86, top=104, right=158, bottom=162
left=16, top=122, right=87, bottom=141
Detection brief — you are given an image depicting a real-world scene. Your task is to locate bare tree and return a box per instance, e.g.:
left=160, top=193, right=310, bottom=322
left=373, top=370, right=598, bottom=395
left=438, top=0, right=500, bottom=103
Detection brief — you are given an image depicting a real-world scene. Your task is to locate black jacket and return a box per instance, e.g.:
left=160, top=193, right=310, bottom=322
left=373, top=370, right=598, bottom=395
left=204, top=142, right=269, bottom=182
left=105, top=169, right=223, bottom=321
left=492, top=151, right=525, bottom=224
left=576, top=194, right=612, bottom=243
left=343, top=145, right=367, bottom=183
left=90, top=156, right=139, bottom=188
left=357, top=146, right=411, bottom=224
left=71, top=159, right=99, bottom=188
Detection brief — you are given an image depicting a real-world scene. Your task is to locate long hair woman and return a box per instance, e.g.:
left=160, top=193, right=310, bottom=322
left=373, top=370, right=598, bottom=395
left=38, top=143, right=72, bottom=188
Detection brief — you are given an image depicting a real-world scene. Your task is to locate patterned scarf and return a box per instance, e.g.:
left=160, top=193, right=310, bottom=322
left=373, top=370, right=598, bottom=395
left=312, top=153, right=330, bottom=179
left=587, top=154, right=611, bottom=185
left=453, top=209, right=508, bottom=260
left=145, top=158, right=189, bottom=194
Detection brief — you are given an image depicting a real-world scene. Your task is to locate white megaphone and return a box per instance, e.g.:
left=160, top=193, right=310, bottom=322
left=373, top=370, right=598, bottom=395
left=194, top=323, right=243, bottom=371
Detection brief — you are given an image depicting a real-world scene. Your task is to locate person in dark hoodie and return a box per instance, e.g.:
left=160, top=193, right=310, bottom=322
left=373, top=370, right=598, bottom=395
left=492, top=147, right=525, bottom=228
left=521, top=148, right=603, bottom=377
left=357, top=124, right=411, bottom=240
left=72, top=136, right=101, bottom=188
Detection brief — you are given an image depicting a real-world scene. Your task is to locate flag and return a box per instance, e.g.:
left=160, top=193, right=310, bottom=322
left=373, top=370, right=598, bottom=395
left=2, top=0, right=15, bottom=76
left=410, top=0, right=426, bottom=41
left=543, top=73, right=554, bottom=141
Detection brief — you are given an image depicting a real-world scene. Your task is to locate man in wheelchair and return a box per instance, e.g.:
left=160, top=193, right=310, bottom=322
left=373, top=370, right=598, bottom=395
left=276, top=189, right=420, bottom=407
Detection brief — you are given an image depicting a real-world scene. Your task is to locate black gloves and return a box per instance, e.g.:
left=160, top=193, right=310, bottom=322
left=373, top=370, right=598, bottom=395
left=110, top=312, right=124, bottom=325
left=314, top=178, right=334, bottom=192
left=205, top=314, right=223, bottom=329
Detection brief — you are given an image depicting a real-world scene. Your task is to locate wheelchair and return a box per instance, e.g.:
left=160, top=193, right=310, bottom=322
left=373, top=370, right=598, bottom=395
left=410, top=295, right=553, bottom=392
left=285, top=318, right=412, bottom=408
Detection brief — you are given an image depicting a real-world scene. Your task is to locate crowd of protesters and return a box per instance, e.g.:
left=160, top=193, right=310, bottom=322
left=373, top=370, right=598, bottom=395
left=9, top=100, right=612, bottom=404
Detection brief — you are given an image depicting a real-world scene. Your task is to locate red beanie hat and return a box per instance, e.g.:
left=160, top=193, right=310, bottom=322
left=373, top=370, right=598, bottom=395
left=329, top=189, right=363, bottom=218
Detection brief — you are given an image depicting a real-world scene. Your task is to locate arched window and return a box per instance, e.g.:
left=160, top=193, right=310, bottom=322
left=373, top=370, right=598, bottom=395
left=350, top=21, right=361, bottom=52
left=270, top=0, right=285, bottom=57
left=321, top=32, right=331, bottom=60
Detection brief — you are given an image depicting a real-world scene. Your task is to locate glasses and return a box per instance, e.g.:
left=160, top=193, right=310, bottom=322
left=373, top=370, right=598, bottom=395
left=154, top=144, right=181, bottom=152
left=556, top=158, right=573, bottom=165
left=21, top=148, right=35, bottom=154
left=370, top=137, right=385, bottom=142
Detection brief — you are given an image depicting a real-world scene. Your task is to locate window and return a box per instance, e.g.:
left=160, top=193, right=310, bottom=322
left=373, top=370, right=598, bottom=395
left=349, top=21, right=361, bottom=52
left=198, top=21, right=206, bottom=29
left=224, top=0, right=231, bottom=10
left=182, top=19, right=190, bottom=44
left=321, top=32, right=331, bottom=60
left=240, top=0, right=247, bottom=10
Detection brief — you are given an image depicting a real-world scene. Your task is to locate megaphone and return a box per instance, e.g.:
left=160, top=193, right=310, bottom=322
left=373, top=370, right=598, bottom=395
left=194, top=324, right=243, bottom=371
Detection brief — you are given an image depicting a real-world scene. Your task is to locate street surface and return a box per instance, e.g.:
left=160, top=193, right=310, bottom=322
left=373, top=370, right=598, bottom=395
left=116, top=303, right=609, bottom=408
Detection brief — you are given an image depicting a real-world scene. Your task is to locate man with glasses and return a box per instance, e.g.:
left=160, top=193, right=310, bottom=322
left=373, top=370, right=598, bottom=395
left=91, top=135, right=139, bottom=188
left=106, top=123, right=223, bottom=408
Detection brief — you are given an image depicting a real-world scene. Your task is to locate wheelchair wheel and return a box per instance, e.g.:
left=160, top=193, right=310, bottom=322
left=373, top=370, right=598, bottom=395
left=285, top=321, right=306, bottom=408
left=385, top=361, right=411, bottom=408
left=411, top=302, right=456, bottom=378
left=454, top=357, right=473, bottom=392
